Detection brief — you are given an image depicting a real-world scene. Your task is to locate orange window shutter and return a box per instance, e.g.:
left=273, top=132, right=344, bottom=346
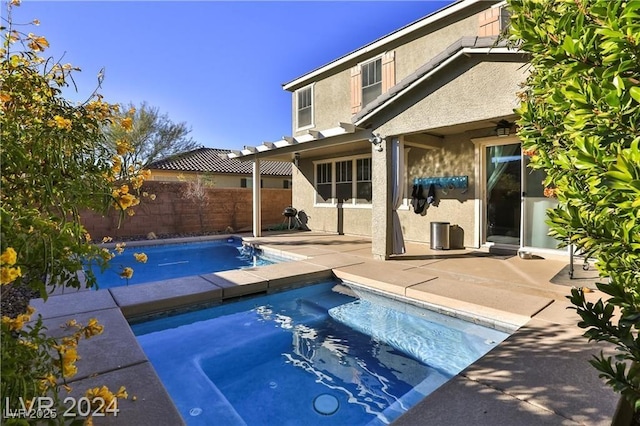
left=478, top=8, right=500, bottom=36
left=350, top=65, right=362, bottom=114
left=382, top=51, right=395, bottom=93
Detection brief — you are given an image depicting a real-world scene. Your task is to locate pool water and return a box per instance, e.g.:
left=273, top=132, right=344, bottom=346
left=91, top=238, right=276, bottom=289
left=133, top=282, right=509, bottom=425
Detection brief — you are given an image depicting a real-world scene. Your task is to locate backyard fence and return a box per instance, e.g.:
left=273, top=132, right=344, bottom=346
left=81, top=181, right=292, bottom=240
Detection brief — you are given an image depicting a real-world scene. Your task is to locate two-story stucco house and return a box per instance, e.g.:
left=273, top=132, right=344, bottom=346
left=223, top=0, right=562, bottom=260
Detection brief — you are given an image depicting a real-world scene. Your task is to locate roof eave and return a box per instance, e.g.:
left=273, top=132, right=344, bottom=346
left=354, top=47, right=523, bottom=127
left=282, top=0, right=488, bottom=92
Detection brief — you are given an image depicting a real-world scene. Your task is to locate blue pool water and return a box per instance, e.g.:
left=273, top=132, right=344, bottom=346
left=133, top=281, right=509, bottom=425
left=91, top=238, right=276, bottom=289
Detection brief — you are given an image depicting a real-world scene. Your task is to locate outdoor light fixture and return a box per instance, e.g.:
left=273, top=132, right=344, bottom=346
left=495, top=120, right=512, bottom=137
left=369, top=133, right=384, bottom=152
left=293, top=153, right=300, bottom=167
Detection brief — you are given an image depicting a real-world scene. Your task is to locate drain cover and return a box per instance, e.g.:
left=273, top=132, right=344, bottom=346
left=313, top=394, right=339, bottom=415
left=189, top=407, right=202, bottom=416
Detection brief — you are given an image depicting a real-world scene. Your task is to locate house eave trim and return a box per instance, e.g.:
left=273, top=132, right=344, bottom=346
left=354, top=46, right=521, bottom=126
left=282, top=0, right=485, bottom=91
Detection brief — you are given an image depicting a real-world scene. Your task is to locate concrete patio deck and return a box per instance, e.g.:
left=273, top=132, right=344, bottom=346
left=29, top=231, right=618, bottom=425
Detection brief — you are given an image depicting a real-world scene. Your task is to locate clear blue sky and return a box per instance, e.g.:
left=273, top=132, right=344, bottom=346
left=12, top=1, right=452, bottom=151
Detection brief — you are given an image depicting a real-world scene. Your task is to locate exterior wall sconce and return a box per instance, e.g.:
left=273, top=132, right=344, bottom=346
left=293, top=153, right=300, bottom=167
left=369, top=133, right=384, bottom=152
left=495, top=120, right=512, bottom=137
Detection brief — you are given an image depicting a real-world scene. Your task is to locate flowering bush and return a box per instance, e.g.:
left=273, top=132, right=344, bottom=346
left=1, top=1, right=151, bottom=423
left=509, top=0, right=640, bottom=416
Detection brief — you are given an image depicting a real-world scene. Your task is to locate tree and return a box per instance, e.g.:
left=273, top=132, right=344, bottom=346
left=105, top=101, right=200, bottom=167
left=508, top=0, right=639, bottom=420
left=1, top=2, right=148, bottom=422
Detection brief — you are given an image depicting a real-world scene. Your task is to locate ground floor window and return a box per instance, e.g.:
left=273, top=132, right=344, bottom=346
left=314, top=155, right=372, bottom=205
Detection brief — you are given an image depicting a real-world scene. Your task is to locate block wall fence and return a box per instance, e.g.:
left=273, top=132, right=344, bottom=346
left=81, top=181, right=292, bottom=240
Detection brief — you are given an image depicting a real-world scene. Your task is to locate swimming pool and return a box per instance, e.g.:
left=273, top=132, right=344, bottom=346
left=92, top=238, right=279, bottom=289
left=133, top=281, right=509, bottom=425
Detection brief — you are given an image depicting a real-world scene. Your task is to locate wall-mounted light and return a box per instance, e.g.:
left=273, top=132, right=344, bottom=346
left=293, top=153, right=300, bottom=167
left=369, top=133, right=384, bottom=152
left=495, top=120, right=512, bottom=137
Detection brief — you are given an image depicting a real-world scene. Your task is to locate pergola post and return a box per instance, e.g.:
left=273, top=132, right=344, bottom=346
left=252, top=158, right=262, bottom=237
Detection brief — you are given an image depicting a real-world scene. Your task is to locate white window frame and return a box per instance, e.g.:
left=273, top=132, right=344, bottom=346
left=360, top=55, right=383, bottom=107
left=313, top=154, right=372, bottom=208
left=295, top=83, right=314, bottom=131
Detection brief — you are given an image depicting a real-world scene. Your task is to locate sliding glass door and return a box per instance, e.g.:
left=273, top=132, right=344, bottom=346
left=522, top=156, right=559, bottom=250
left=485, top=143, right=521, bottom=246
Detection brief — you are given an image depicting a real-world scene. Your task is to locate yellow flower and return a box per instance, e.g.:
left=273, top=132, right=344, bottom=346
left=149, top=194, right=156, bottom=201
left=1, top=266, right=22, bottom=285
left=40, top=374, right=57, bottom=390
left=114, top=193, right=138, bottom=210
left=2, top=314, right=25, bottom=331
left=83, top=318, right=104, bottom=338
left=102, top=236, right=113, bottom=243
left=120, top=267, right=133, bottom=279
left=121, top=117, right=133, bottom=131
left=115, top=242, right=126, bottom=254
left=33, top=19, right=40, bottom=25
left=58, top=346, right=79, bottom=377
left=115, top=139, right=131, bottom=155
left=51, top=115, right=72, bottom=131
left=1, top=247, right=17, bottom=265
left=10, top=0, right=21, bottom=6
left=85, top=386, right=120, bottom=416
left=115, top=386, right=128, bottom=399
left=133, top=253, right=147, bottom=263
left=100, top=248, right=115, bottom=261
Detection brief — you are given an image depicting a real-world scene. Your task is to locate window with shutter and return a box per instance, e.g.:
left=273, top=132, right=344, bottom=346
left=478, top=5, right=510, bottom=36
left=350, top=52, right=395, bottom=114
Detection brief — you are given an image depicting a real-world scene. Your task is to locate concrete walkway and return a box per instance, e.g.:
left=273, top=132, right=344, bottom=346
left=30, top=232, right=618, bottom=425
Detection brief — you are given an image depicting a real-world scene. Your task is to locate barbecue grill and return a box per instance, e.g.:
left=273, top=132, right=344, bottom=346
left=282, top=206, right=299, bottom=229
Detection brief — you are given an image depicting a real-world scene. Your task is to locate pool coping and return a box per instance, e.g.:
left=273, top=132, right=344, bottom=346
left=28, top=234, right=618, bottom=425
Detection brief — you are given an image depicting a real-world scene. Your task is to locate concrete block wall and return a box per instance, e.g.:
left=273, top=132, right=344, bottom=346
left=81, top=181, right=292, bottom=240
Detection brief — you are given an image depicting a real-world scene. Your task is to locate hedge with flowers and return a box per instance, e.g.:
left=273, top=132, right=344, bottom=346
left=1, top=1, right=151, bottom=424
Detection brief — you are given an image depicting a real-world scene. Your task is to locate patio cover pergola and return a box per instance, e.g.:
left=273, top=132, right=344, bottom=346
left=219, top=122, right=371, bottom=237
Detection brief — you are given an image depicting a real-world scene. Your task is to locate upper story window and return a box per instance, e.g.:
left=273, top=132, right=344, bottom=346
left=314, top=155, right=372, bottom=205
left=361, top=58, right=382, bottom=107
left=296, top=85, right=313, bottom=130
left=350, top=52, right=394, bottom=114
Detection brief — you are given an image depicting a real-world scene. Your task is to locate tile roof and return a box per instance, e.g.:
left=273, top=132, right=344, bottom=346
left=147, top=148, right=292, bottom=176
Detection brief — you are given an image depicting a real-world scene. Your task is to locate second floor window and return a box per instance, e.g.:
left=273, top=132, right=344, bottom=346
left=296, top=85, right=313, bottom=129
left=361, top=58, right=382, bottom=106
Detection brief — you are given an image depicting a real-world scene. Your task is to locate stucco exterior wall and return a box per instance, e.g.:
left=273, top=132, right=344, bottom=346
left=399, top=134, right=477, bottom=247
left=293, top=71, right=351, bottom=136
left=291, top=156, right=371, bottom=236
left=375, top=58, right=527, bottom=137
left=289, top=3, right=500, bottom=135
left=393, top=13, right=480, bottom=82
